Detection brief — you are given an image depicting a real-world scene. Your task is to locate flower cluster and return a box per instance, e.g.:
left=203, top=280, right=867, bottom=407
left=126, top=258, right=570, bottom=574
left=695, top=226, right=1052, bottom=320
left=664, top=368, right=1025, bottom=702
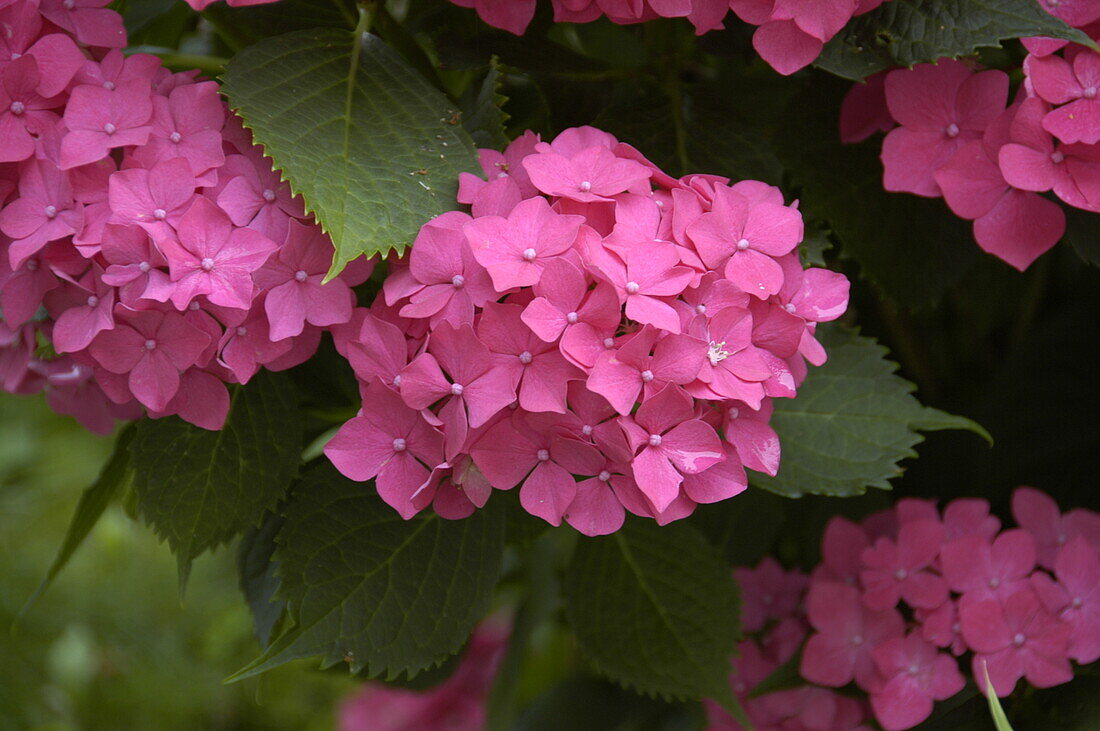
left=843, top=11, right=1100, bottom=271
left=325, top=126, right=849, bottom=532
left=446, top=0, right=891, bottom=75
left=339, top=617, right=509, bottom=731
left=709, top=487, right=1100, bottom=731
left=0, top=0, right=367, bottom=433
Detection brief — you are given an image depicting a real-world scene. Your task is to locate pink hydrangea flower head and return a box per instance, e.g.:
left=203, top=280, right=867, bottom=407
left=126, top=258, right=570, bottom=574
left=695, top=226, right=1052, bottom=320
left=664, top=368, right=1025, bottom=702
left=940, top=529, right=1036, bottom=602
left=1031, top=537, right=1100, bottom=664
left=735, top=557, right=808, bottom=632
left=1027, top=48, right=1100, bottom=144
left=523, top=143, right=651, bottom=202
left=1012, top=485, right=1100, bottom=568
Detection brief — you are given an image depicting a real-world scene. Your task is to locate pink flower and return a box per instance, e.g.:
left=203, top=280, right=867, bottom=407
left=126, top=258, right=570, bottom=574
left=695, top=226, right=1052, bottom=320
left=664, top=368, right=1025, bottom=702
left=586, top=236, right=694, bottom=332
left=449, top=0, right=537, bottom=35
left=523, top=144, right=651, bottom=202
left=215, top=152, right=304, bottom=241
left=735, top=557, right=807, bottom=632
left=1012, top=485, right=1100, bottom=568
left=50, top=269, right=115, bottom=353
left=686, top=184, right=802, bottom=298
left=399, top=322, right=518, bottom=460
left=1, top=157, right=83, bottom=268
left=471, top=414, right=602, bottom=525
left=0, top=55, right=62, bottom=164
left=1027, top=48, right=1100, bottom=144
left=60, top=79, right=153, bottom=169
left=325, top=380, right=445, bottom=519
left=619, top=384, right=724, bottom=512
left=39, top=0, right=126, bottom=48
left=1031, top=537, right=1100, bottom=664
left=383, top=210, right=495, bottom=327
left=940, top=529, right=1036, bottom=602
left=868, top=632, right=965, bottom=731
left=253, top=219, right=353, bottom=340
left=686, top=307, right=771, bottom=405
left=815, top=516, right=870, bottom=586
left=800, top=580, right=905, bottom=689
left=107, top=156, right=196, bottom=232
left=960, top=588, right=1073, bottom=696
left=463, top=196, right=584, bottom=291
left=343, top=312, right=409, bottom=390
left=477, top=302, right=582, bottom=413
left=587, top=327, right=705, bottom=415
left=88, top=308, right=210, bottom=411
left=132, top=81, right=226, bottom=181
left=722, top=401, right=781, bottom=476
left=881, top=60, right=1009, bottom=197
left=860, top=519, right=948, bottom=611
left=520, top=258, right=620, bottom=369
left=217, top=305, right=293, bottom=384
left=840, top=71, right=894, bottom=144
left=148, top=196, right=277, bottom=311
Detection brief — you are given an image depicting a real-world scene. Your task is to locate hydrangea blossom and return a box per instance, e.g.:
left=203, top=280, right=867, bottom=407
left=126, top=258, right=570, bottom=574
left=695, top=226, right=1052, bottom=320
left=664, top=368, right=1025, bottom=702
left=707, top=487, right=1099, bottom=731
left=848, top=7, right=1100, bottom=271
left=326, top=125, right=849, bottom=532
left=0, top=0, right=368, bottom=432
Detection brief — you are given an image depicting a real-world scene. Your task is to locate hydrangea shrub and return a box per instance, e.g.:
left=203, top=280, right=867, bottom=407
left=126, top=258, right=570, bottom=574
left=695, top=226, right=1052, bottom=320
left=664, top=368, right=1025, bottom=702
left=4, top=0, right=1099, bottom=727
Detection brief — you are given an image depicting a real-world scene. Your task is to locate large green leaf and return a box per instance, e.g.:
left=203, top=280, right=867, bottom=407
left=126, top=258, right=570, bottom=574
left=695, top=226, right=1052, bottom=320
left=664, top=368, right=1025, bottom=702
left=129, top=372, right=301, bottom=589
left=21, top=425, right=135, bottom=614
left=238, top=510, right=287, bottom=648
left=752, top=327, right=989, bottom=498
left=818, top=0, right=1094, bottom=81
left=564, top=519, right=741, bottom=709
left=221, top=26, right=478, bottom=278
left=228, top=464, right=506, bottom=681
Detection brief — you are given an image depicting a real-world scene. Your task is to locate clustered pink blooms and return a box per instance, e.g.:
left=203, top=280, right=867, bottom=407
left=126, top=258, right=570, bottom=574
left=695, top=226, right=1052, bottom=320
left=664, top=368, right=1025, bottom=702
left=708, top=487, right=1100, bottom=731
left=339, top=617, right=509, bottom=731
left=181, top=0, right=281, bottom=9
left=445, top=0, right=892, bottom=75
left=842, top=10, right=1100, bottom=271
left=325, top=125, right=849, bottom=532
left=0, top=0, right=368, bottom=433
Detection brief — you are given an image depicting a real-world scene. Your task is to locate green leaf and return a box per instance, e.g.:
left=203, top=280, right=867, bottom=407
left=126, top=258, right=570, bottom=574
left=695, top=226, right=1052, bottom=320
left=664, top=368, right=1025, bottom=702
left=461, top=59, right=511, bottom=149
left=752, top=327, right=990, bottom=498
left=980, top=661, right=1015, bottom=731
left=20, top=425, right=135, bottom=615
left=238, top=510, right=287, bottom=648
left=129, top=371, right=301, bottom=590
left=564, top=519, right=740, bottom=708
left=221, top=26, right=479, bottom=278
left=818, top=0, right=1095, bottom=81
left=228, top=463, right=506, bottom=681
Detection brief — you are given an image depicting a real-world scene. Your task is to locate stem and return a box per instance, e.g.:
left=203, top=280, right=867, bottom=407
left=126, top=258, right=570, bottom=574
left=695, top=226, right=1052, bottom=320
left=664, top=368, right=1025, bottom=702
left=143, top=51, right=229, bottom=77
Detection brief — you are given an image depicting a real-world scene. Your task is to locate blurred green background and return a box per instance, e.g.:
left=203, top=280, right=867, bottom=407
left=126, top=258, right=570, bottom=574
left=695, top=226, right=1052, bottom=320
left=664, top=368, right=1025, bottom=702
left=0, top=394, right=355, bottom=731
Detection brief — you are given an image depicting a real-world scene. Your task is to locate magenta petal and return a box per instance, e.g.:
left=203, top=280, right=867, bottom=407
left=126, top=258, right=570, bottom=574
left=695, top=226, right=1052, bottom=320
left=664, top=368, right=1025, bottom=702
left=520, top=461, right=577, bottom=526
left=631, top=446, right=682, bottom=513
left=324, top=415, right=393, bottom=481
left=128, top=350, right=180, bottom=412
left=565, top=477, right=626, bottom=536
left=377, top=453, right=431, bottom=519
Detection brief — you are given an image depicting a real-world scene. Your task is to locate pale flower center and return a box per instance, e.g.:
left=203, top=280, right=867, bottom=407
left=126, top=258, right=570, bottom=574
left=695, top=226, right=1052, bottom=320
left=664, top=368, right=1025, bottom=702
left=625, top=281, right=640, bottom=294
left=139, top=261, right=151, bottom=273
left=895, top=568, right=908, bottom=581
left=566, top=311, right=579, bottom=324
left=603, top=337, right=615, bottom=349
left=522, top=247, right=537, bottom=261
left=9, top=100, right=24, bottom=115
left=294, top=269, right=308, bottom=282
left=451, top=274, right=465, bottom=289
left=707, top=340, right=730, bottom=366
left=262, top=188, right=277, bottom=202
left=236, top=326, right=248, bottom=337
left=153, top=208, right=167, bottom=220
left=695, top=303, right=707, bottom=314
left=103, top=122, right=117, bottom=135
left=581, top=424, right=593, bottom=436
left=450, top=383, right=464, bottom=396
left=518, top=351, right=533, bottom=365
left=736, top=238, right=750, bottom=251
left=1013, top=633, right=1026, bottom=647
left=648, top=433, right=662, bottom=447
left=640, top=369, right=654, bottom=383
left=989, top=577, right=1000, bottom=588
left=851, top=635, right=864, bottom=646
left=579, top=180, right=592, bottom=192
left=536, top=449, right=550, bottom=462
left=392, top=374, right=402, bottom=388
left=200, top=257, right=215, bottom=271
left=86, top=295, right=98, bottom=307
left=169, top=131, right=182, bottom=143
left=144, top=339, right=157, bottom=351
left=1085, top=86, right=1098, bottom=99
left=945, top=123, right=960, bottom=138
left=598, top=470, right=611, bottom=482
left=392, top=438, right=407, bottom=452
left=44, top=205, right=57, bottom=219
left=103, top=80, right=115, bottom=90
left=1051, top=151, right=1065, bottom=164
